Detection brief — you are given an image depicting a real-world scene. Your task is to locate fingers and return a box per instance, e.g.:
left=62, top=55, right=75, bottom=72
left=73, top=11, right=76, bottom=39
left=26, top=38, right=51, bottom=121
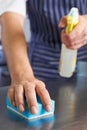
left=35, top=80, right=52, bottom=112
left=8, top=79, right=51, bottom=115
left=68, top=40, right=87, bottom=50
left=8, top=86, right=15, bottom=106
left=8, top=85, right=25, bottom=112
left=15, top=85, right=25, bottom=112
left=61, top=28, right=87, bottom=49
left=24, top=81, right=38, bottom=114
left=58, top=16, right=67, bottom=28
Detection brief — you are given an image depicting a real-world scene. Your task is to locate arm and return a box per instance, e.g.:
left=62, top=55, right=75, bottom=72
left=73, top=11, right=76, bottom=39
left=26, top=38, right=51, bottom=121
left=59, top=15, right=87, bottom=49
left=1, top=13, right=34, bottom=83
left=0, top=12, right=51, bottom=114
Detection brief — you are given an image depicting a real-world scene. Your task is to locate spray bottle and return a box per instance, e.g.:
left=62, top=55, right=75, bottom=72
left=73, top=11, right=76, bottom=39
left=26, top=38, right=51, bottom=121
left=59, top=7, right=79, bottom=78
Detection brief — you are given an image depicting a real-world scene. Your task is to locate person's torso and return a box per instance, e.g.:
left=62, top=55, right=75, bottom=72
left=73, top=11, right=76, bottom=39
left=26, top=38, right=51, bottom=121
left=26, top=0, right=87, bottom=79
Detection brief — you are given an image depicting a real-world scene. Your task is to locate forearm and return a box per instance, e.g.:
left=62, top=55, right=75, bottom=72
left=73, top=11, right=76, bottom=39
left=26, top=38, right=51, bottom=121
left=0, top=13, right=34, bottom=80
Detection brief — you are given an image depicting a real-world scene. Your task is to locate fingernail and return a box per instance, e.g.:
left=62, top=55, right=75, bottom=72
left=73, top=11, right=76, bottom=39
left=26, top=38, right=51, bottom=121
left=18, top=104, right=24, bottom=112
left=46, top=105, right=51, bottom=112
left=31, top=106, right=38, bottom=114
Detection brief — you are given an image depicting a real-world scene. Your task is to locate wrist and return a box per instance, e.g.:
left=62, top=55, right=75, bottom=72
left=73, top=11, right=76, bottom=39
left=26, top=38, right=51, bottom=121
left=9, top=63, right=34, bottom=83
left=11, top=69, right=35, bottom=84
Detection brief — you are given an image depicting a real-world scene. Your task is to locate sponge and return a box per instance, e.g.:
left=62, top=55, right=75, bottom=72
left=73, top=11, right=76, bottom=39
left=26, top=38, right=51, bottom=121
left=6, top=96, right=55, bottom=120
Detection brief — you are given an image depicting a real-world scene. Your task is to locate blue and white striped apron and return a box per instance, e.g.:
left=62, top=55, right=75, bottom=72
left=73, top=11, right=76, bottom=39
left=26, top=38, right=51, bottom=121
left=27, top=0, right=87, bottom=80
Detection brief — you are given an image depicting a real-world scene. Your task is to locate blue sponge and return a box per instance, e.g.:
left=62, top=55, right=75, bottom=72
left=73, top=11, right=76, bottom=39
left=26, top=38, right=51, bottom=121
left=6, top=96, right=55, bottom=120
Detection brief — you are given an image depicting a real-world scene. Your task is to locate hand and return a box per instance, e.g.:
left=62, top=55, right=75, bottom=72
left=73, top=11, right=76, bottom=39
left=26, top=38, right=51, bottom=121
left=59, top=15, right=87, bottom=49
left=8, top=74, right=52, bottom=114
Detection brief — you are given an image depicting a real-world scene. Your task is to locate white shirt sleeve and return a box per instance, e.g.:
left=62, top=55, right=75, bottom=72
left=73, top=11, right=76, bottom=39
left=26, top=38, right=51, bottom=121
left=0, top=0, right=27, bottom=17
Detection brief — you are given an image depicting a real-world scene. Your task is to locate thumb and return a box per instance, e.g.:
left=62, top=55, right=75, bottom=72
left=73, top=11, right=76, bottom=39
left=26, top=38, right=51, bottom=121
left=58, top=16, right=67, bottom=28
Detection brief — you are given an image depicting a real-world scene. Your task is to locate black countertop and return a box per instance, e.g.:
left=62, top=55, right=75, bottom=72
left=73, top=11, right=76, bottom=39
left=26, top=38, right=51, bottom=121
left=0, top=61, right=87, bottom=130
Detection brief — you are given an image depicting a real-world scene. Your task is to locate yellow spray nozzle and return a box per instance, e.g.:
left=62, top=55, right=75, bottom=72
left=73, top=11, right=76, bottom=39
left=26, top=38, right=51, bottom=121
left=66, top=8, right=79, bottom=33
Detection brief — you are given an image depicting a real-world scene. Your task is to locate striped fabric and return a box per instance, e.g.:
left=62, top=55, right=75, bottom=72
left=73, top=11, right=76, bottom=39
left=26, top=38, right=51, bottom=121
left=27, top=0, right=87, bottom=80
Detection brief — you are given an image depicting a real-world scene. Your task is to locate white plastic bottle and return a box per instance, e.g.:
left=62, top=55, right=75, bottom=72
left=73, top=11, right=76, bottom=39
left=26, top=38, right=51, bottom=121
left=59, top=8, right=79, bottom=78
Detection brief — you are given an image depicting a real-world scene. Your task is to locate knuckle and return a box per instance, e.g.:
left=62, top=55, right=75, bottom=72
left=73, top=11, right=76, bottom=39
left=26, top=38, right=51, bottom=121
left=39, top=85, right=46, bottom=93
left=25, top=85, right=34, bottom=94
left=40, top=81, right=46, bottom=88
left=24, top=80, right=35, bottom=88
left=17, top=99, right=23, bottom=105
left=22, top=80, right=29, bottom=86
left=15, top=87, right=19, bottom=94
left=37, top=80, right=46, bottom=88
left=26, top=87, right=32, bottom=93
left=15, top=94, right=23, bottom=105
left=14, top=84, right=23, bottom=93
